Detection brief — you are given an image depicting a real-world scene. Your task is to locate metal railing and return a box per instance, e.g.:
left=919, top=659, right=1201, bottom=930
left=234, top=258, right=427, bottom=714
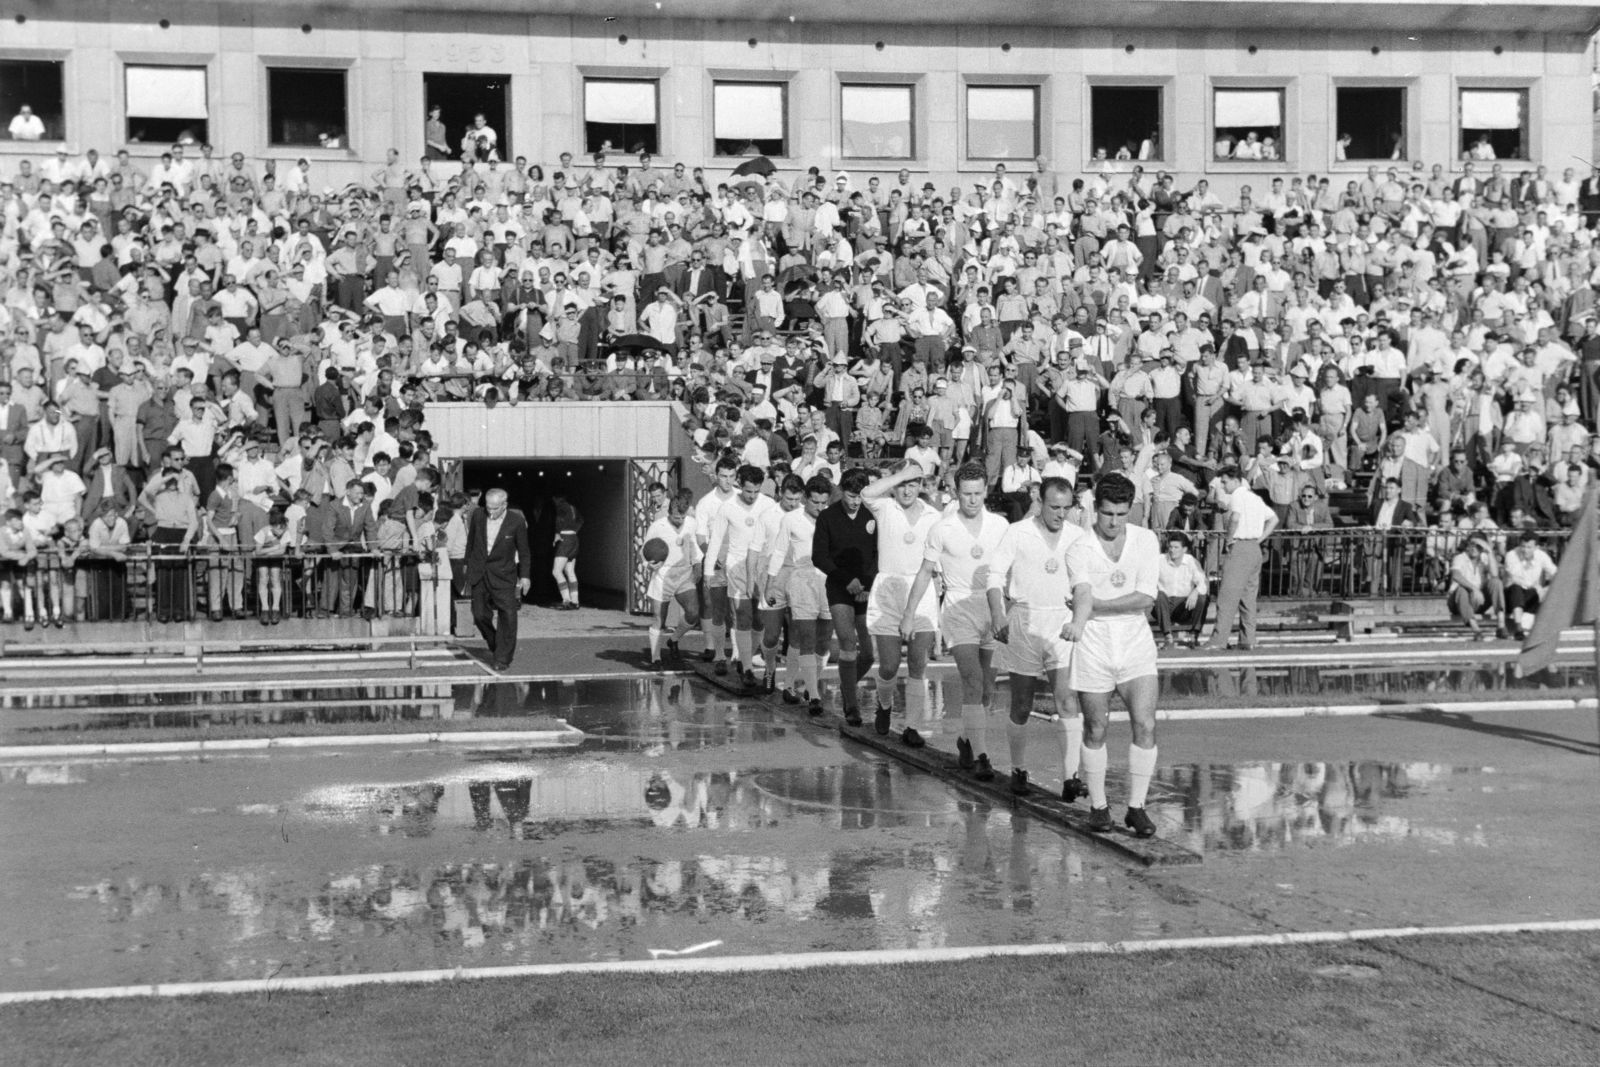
left=1, top=546, right=453, bottom=629
left=1168, top=526, right=1573, bottom=601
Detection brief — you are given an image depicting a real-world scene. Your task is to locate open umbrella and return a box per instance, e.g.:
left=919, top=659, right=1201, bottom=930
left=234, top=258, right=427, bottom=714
left=607, top=333, right=666, bottom=352
left=732, top=155, right=776, bottom=178
left=733, top=179, right=766, bottom=200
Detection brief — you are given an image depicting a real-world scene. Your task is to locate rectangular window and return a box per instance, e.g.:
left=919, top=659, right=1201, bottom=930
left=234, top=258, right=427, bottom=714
left=1460, top=88, right=1527, bottom=161
left=125, top=64, right=208, bottom=145
left=841, top=84, right=913, bottom=160
left=584, top=78, right=658, bottom=155
left=268, top=68, right=348, bottom=148
left=713, top=82, right=786, bottom=157
left=0, top=60, right=65, bottom=142
left=966, top=85, right=1037, bottom=160
left=1213, top=88, right=1283, bottom=162
left=1089, top=86, right=1162, bottom=162
left=1336, top=87, right=1405, bottom=161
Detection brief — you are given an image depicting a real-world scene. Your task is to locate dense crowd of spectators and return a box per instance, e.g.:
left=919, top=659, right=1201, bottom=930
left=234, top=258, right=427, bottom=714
left=0, top=112, right=1594, bottom=636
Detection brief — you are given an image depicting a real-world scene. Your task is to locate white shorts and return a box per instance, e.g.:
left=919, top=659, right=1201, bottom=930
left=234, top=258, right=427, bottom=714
left=1070, top=615, right=1159, bottom=693
left=941, top=594, right=995, bottom=650
left=866, top=573, right=939, bottom=637
left=771, top=564, right=829, bottom=621
left=726, top=555, right=760, bottom=601
left=999, top=604, right=1073, bottom=678
left=648, top=565, right=695, bottom=603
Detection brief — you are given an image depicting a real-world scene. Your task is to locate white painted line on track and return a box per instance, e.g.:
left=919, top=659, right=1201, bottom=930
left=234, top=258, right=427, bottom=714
left=2, top=918, right=1594, bottom=1003
left=1022, top=696, right=1598, bottom=724
left=0, top=726, right=585, bottom=760
left=0, top=671, right=615, bottom=698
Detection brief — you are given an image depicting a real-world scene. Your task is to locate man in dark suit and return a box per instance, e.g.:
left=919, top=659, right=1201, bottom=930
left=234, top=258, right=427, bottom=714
left=328, top=481, right=379, bottom=617
left=464, top=487, right=532, bottom=671
left=1366, top=476, right=1420, bottom=595
left=80, top=447, right=136, bottom=520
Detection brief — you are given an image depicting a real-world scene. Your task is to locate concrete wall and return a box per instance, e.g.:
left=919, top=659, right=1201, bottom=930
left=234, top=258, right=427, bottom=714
left=424, top=401, right=676, bottom=460
left=1, top=9, right=1592, bottom=202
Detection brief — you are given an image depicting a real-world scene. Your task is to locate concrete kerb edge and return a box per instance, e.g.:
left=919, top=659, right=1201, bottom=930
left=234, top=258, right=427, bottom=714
left=0, top=726, right=586, bottom=760
left=3, top=919, right=1598, bottom=1004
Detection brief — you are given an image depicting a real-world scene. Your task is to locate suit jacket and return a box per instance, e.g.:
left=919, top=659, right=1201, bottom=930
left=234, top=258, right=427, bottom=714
left=1367, top=498, right=1419, bottom=528
left=464, top=507, right=531, bottom=590
left=329, top=498, right=378, bottom=550
left=0, top=402, right=26, bottom=449
left=675, top=265, right=724, bottom=302
left=81, top=464, right=136, bottom=519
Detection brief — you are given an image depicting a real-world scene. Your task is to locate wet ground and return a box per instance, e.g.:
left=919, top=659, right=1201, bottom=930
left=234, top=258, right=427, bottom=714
left=3, top=657, right=1592, bottom=741
left=2, top=674, right=1597, bottom=993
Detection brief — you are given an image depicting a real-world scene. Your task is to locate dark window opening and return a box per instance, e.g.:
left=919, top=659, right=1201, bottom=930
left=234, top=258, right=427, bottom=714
left=1336, top=87, right=1405, bottom=161
left=424, top=73, right=511, bottom=162
left=269, top=68, right=348, bottom=148
left=0, top=60, right=65, bottom=141
left=1090, top=86, right=1162, bottom=162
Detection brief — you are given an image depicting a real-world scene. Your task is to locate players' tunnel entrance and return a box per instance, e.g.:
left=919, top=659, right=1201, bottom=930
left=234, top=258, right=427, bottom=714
left=460, top=458, right=679, bottom=611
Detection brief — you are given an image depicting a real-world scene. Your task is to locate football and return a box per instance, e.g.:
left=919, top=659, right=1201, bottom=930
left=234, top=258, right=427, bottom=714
left=641, top=537, right=670, bottom=563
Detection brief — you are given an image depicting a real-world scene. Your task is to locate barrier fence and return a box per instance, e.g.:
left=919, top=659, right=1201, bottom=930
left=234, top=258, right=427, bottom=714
left=0, top=547, right=451, bottom=631
left=0, top=527, right=1571, bottom=631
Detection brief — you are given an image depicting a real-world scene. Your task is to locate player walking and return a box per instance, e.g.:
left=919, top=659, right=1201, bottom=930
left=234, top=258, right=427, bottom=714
left=642, top=491, right=700, bottom=666
left=903, top=461, right=1009, bottom=778
left=763, top=475, right=835, bottom=713
left=986, top=476, right=1089, bottom=799
left=812, top=467, right=878, bottom=724
left=753, top=474, right=804, bottom=694
left=861, top=460, right=940, bottom=746
left=694, top=457, right=739, bottom=666
left=1064, top=472, right=1163, bottom=837
left=703, top=464, right=779, bottom=687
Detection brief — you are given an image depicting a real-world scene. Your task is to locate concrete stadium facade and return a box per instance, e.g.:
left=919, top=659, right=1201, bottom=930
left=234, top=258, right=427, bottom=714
left=2, top=0, right=1597, bottom=197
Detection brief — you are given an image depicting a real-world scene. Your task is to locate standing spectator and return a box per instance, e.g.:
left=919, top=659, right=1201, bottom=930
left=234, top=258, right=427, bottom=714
left=1205, top=465, right=1278, bottom=651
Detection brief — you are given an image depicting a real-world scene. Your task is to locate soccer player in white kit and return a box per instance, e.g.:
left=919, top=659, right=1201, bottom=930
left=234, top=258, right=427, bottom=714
left=753, top=474, right=804, bottom=695
left=903, top=461, right=1009, bottom=780
left=762, top=475, right=835, bottom=714
left=861, top=459, right=940, bottom=746
left=703, top=464, right=780, bottom=687
left=1063, top=472, right=1163, bottom=837
left=694, top=457, right=739, bottom=666
left=987, top=477, right=1090, bottom=799
left=642, top=490, right=700, bottom=666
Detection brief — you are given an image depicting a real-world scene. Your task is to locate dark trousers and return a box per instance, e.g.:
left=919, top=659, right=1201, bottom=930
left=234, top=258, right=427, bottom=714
left=1065, top=411, right=1100, bottom=470
left=1154, top=591, right=1208, bottom=636
left=471, top=579, right=520, bottom=668
left=1153, top=396, right=1184, bottom=439
left=826, top=403, right=855, bottom=456
left=151, top=526, right=191, bottom=620
left=186, top=455, right=217, bottom=507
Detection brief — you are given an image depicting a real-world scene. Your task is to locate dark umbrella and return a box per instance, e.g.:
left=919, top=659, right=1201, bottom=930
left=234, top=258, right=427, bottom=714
left=608, top=333, right=665, bottom=352
left=733, top=179, right=766, bottom=200
left=732, top=156, right=776, bottom=178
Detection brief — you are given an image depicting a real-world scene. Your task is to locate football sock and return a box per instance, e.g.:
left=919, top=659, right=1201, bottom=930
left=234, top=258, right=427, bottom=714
left=648, top=626, right=662, bottom=660
left=876, top=668, right=896, bottom=711
left=838, top=651, right=858, bottom=709
left=800, top=653, right=820, bottom=699
left=1007, top=719, right=1027, bottom=771
left=703, top=615, right=719, bottom=659
left=961, top=704, right=987, bottom=757
left=1128, top=743, right=1158, bottom=809
left=904, top=677, right=926, bottom=730
left=1062, top=716, right=1083, bottom=779
left=1081, top=743, right=1108, bottom=808
left=733, top=629, right=753, bottom=671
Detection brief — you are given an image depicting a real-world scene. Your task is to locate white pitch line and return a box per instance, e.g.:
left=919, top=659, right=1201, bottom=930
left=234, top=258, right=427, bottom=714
left=0, top=727, right=585, bottom=760
left=1023, top=696, right=1599, bottom=724
left=0, top=670, right=625, bottom=699
left=2, top=918, right=1595, bottom=1004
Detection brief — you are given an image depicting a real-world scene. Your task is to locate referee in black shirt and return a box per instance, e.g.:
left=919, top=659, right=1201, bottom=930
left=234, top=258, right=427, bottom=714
left=811, top=466, right=877, bottom=724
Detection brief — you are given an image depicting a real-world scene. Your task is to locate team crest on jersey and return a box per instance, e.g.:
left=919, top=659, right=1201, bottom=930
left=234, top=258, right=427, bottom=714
left=866, top=520, right=876, bottom=534
left=1044, top=558, right=1059, bottom=573
left=745, top=517, right=755, bottom=527
left=1110, top=569, right=1127, bottom=587
left=903, top=531, right=916, bottom=544
left=970, top=545, right=984, bottom=559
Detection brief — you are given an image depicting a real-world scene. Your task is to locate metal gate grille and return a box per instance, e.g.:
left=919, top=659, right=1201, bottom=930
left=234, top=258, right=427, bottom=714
left=626, top=458, right=679, bottom=613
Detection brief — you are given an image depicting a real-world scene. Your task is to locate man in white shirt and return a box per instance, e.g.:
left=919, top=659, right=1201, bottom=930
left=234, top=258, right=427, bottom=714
left=1205, top=465, right=1279, bottom=651
left=762, top=476, right=833, bottom=710
left=902, top=460, right=1012, bottom=779
left=1064, top=471, right=1164, bottom=836
left=860, top=460, right=941, bottom=746
left=7, top=105, right=45, bottom=141
left=1502, top=531, right=1557, bottom=638
left=988, top=475, right=1087, bottom=800
left=1154, top=533, right=1209, bottom=647
left=694, top=458, right=739, bottom=667
left=702, top=462, right=778, bottom=684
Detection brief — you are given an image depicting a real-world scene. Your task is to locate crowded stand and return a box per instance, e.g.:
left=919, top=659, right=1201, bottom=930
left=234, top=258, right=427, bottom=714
left=0, top=110, right=1594, bottom=641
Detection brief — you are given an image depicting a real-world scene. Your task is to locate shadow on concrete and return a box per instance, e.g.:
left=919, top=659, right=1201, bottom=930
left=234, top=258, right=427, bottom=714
left=1373, top=708, right=1600, bottom=758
